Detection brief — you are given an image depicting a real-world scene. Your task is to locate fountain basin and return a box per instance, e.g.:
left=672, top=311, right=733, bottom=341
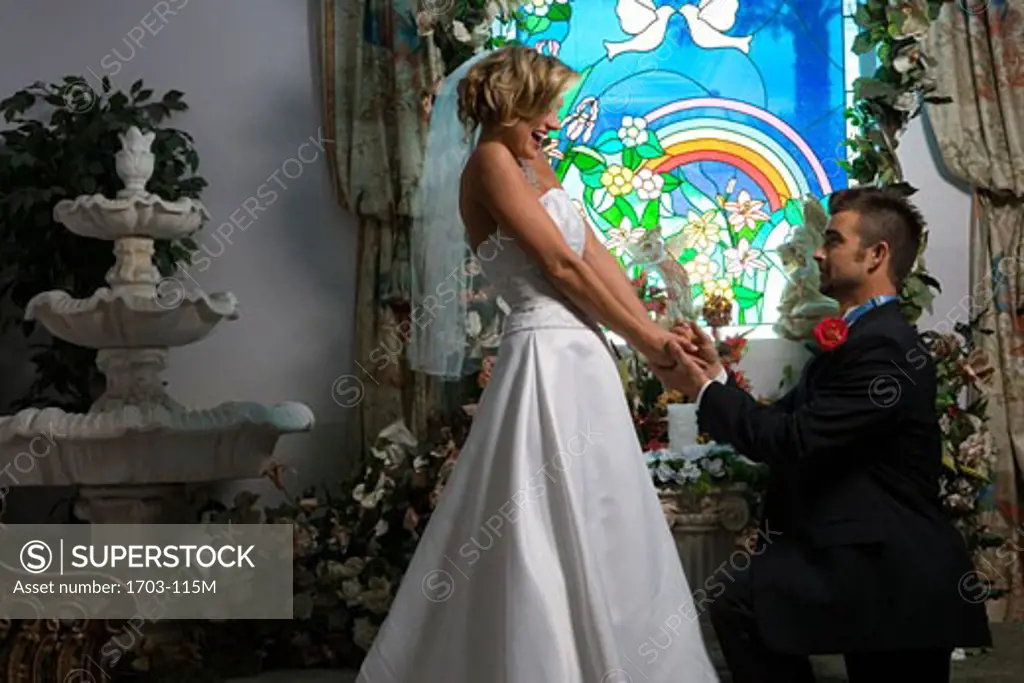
left=26, top=288, right=239, bottom=348
left=53, top=193, right=210, bottom=241
left=0, top=402, right=314, bottom=487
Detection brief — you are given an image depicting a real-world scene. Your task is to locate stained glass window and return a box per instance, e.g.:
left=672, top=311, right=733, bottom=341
left=500, top=0, right=867, bottom=338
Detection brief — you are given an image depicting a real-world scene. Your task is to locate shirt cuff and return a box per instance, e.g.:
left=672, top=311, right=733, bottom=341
left=696, top=368, right=729, bottom=407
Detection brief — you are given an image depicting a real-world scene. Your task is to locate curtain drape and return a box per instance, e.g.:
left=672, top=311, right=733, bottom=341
left=927, top=1, right=1024, bottom=623
left=318, top=0, right=443, bottom=447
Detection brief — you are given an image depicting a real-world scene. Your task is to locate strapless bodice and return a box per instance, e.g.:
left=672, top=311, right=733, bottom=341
left=475, top=188, right=595, bottom=335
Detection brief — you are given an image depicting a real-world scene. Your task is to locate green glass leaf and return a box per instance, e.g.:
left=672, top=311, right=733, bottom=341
left=601, top=202, right=625, bottom=230
left=622, top=147, right=642, bottom=171
left=615, top=196, right=639, bottom=228
left=569, top=148, right=604, bottom=173
left=661, top=173, right=681, bottom=192
left=595, top=130, right=624, bottom=154
left=641, top=200, right=660, bottom=230
left=524, top=16, right=551, bottom=34
left=680, top=248, right=698, bottom=262
left=636, top=137, right=666, bottom=159
left=783, top=198, right=804, bottom=228
left=548, top=3, right=572, bottom=21
left=580, top=169, right=605, bottom=189
left=733, top=285, right=763, bottom=311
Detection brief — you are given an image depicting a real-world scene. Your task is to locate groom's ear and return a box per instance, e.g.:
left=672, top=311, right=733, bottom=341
left=866, top=240, right=889, bottom=273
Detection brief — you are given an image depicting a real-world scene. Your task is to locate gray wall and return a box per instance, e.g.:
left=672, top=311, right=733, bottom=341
left=0, top=0, right=359, bottom=520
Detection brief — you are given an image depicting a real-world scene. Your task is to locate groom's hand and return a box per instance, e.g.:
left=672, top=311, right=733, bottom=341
left=672, top=321, right=724, bottom=379
left=649, top=339, right=710, bottom=397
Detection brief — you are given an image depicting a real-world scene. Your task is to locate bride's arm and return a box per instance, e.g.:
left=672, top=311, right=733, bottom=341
left=474, top=146, right=670, bottom=361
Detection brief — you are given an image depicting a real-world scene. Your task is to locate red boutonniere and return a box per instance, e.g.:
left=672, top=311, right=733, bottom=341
left=814, top=317, right=848, bottom=351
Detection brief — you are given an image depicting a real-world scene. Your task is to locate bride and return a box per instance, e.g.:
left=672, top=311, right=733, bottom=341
left=357, top=46, right=718, bottom=683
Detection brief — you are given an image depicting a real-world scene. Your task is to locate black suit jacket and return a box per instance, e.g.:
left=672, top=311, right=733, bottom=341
left=698, top=301, right=991, bottom=654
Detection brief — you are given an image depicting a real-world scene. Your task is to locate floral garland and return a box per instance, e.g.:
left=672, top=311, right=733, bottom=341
left=845, top=0, right=956, bottom=320
left=416, top=1, right=527, bottom=76
left=923, top=318, right=1008, bottom=595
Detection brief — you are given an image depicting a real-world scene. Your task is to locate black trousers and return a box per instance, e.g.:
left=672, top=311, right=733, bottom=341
left=707, top=566, right=952, bottom=683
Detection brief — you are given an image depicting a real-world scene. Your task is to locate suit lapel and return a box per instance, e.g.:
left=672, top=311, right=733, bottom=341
left=796, top=301, right=904, bottom=401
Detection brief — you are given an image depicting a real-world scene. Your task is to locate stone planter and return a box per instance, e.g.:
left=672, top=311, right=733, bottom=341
left=660, top=484, right=752, bottom=597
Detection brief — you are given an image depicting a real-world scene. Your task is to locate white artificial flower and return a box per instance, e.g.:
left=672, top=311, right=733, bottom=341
left=655, top=462, right=675, bottom=483
left=375, top=519, right=389, bottom=537
left=341, top=579, right=362, bottom=606
left=353, top=617, right=380, bottom=651
left=466, top=310, right=483, bottom=338
left=893, top=91, right=918, bottom=112
left=680, top=460, right=702, bottom=482
left=339, top=557, right=366, bottom=578
left=451, top=20, right=472, bottom=43
left=702, top=457, right=725, bottom=478
left=359, top=576, right=394, bottom=615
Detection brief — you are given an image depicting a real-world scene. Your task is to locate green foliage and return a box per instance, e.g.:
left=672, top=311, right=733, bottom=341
left=427, top=1, right=528, bottom=76
left=843, top=1, right=955, bottom=320
left=0, top=76, right=204, bottom=412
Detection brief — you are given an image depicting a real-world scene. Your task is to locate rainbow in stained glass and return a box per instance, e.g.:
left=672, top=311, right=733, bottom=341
left=501, top=0, right=861, bottom=333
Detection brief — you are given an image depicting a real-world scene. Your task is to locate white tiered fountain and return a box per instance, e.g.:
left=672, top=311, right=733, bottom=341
left=0, top=127, right=314, bottom=523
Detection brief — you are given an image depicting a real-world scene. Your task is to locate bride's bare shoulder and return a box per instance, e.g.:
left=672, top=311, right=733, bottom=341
left=464, top=142, right=521, bottom=191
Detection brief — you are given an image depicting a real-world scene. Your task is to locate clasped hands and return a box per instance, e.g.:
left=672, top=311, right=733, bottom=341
left=643, top=321, right=725, bottom=398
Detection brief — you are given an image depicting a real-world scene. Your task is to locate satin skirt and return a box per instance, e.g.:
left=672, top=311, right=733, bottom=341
left=357, top=326, right=718, bottom=683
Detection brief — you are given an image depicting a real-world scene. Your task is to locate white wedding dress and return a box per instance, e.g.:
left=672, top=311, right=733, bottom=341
left=357, top=185, right=718, bottom=683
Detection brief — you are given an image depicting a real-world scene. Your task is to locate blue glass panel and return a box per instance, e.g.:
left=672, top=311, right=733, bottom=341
left=504, top=0, right=857, bottom=331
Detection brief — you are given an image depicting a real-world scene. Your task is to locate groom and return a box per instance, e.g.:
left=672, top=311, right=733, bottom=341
left=652, top=187, right=991, bottom=682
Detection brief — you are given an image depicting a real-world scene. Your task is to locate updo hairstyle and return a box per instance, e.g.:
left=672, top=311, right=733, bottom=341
left=456, top=46, right=577, bottom=135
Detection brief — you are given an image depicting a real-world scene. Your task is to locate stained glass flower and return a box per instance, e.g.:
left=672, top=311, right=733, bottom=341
left=724, top=190, right=770, bottom=231
left=724, top=239, right=769, bottom=276
left=618, top=115, right=650, bottom=148
left=632, top=168, right=664, bottom=200
left=522, top=0, right=568, bottom=16
left=535, top=39, right=561, bottom=56
left=680, top=210, right=723, bottom=251
left=606, top=219, right=647, bottom=254
left=600, top=165, right=635, bottom=197
left=683, top=253, right=719, bottom=282
left=705, top=278, right=736, bottom=302
left=563, top=96, right=598, bottom=142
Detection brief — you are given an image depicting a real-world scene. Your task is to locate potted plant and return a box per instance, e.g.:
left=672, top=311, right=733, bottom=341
left=0, top=75, right=205, bottom=412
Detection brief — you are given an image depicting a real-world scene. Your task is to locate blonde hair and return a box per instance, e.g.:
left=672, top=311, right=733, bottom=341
left=456, top=46, right=577, bottom=134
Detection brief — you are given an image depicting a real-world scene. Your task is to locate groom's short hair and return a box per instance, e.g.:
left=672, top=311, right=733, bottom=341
left=828, top=186, right=925, bottom=288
